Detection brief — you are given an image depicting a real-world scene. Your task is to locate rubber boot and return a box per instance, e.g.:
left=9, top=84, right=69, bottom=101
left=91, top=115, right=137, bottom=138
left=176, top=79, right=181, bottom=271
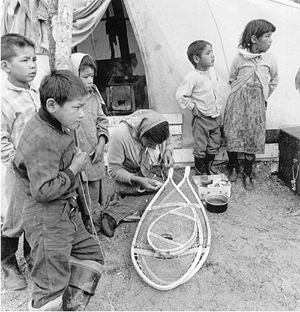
left=99, top=212, right=117, bottom=238
left=23, top=237, right=34, bottom=272
left=227, top=151, right=239, bottom=182
left=28, top=296, right=62, bottom=311
left=1, top=236, right=27, bottom=290
left=81, top=213, right=94, bottom=235
left=194, top=156, right=206, bottom=175
left=244, top=157, right=254, bottom=191
left=204, top=154, right=215, bottom=175
left=62, top=256, right=103, bottom=311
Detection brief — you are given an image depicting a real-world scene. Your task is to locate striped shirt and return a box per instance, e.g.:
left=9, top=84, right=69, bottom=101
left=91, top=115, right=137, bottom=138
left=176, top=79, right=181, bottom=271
left=1, top=78, right=40, bottom=168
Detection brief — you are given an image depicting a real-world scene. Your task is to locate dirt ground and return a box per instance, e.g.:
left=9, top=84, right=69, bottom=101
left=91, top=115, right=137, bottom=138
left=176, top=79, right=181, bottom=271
left=1, top=161, right=300, bottom=311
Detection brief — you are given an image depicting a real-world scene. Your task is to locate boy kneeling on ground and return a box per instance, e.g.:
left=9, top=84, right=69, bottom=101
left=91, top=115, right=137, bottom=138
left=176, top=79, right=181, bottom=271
left=13, top=70, right=104, bottom=311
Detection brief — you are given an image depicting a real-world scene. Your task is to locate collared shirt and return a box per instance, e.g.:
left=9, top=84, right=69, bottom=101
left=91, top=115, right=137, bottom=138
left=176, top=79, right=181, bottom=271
left=176, top=68, right=223, bottom=118
left=1, top=78, right=40, bottom=168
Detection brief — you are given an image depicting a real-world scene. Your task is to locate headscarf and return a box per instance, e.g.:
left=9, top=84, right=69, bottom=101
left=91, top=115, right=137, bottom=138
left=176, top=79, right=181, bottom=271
left=120, top=109, right=170, bottom=178
left=120, top=109, right=168, bottom=141
left=70, top=52, right=88, bottom=76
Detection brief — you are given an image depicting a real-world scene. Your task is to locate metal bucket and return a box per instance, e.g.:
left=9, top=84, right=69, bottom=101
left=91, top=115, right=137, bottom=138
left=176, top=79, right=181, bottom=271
left=205, top=193, right=229, bottom=213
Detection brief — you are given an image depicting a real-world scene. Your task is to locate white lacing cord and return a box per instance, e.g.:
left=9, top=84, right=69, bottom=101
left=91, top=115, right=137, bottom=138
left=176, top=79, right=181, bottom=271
left=285, top=160, right=299, bottom=216
left=292, top=160, right=299, bottom=192
left=78, top=176, right=105, bottom=259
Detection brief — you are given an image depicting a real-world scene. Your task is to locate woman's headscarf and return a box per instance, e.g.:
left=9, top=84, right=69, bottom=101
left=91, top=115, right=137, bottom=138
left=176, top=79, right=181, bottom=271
left=121, top=109, right=168, bottom=141
left=121, top=109, right=170, bottom=178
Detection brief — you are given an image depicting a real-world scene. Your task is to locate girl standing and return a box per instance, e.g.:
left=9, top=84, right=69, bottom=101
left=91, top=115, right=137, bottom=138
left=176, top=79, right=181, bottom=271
left=224, top=19, right=279, bottom=190
left=70, top=53, right=109, bottom=232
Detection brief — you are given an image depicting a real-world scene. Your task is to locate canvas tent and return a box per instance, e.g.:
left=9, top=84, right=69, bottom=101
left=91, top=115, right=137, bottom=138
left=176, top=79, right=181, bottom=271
left=123, top=0, right=300, bottom=139
left=1, top=0, right=300, bottom=161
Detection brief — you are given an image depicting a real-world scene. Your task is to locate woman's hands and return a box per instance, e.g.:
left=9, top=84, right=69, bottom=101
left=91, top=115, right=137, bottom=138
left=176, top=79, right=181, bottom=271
left=162, top=149, right=174, bottom=172
left=131, top=176, right=163, bottom=191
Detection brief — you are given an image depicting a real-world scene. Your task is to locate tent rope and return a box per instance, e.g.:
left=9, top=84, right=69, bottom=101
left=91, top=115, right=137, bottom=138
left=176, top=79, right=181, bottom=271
left=206, top=0, right=230, bottom=75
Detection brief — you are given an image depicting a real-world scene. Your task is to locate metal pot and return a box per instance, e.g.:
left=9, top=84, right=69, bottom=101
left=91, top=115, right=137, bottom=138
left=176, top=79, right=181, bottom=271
left=205, top=193, right=229, bottom=213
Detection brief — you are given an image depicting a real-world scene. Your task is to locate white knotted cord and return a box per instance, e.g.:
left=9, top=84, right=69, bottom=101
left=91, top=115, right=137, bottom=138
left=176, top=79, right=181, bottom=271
left=78, top=175, right=106, bottom=259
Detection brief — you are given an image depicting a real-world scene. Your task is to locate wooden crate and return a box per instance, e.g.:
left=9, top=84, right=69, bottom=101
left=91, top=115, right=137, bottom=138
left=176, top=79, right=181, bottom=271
left=278, top=126, right=300, bottom=195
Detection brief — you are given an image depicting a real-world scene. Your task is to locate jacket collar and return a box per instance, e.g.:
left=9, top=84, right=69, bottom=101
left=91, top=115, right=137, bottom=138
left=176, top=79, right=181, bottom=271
left=38, top=106, right=70, bottom=134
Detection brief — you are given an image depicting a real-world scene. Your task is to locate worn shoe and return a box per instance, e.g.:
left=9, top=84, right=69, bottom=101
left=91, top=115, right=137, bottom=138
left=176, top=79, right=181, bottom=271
left=100, top=213, right=117, bottom=238
left=228, top=168, right=238, bottom=182
left=194, top=157, right=206, bottom=175
left=1, top=236, right=27, bottom=291
left=62, top=257, right=102, bottom=311
left=244, top=175, right=254, bottom=191
left=2, top=257, right=27, bottom=291
left=204, top=153, right=216, bottom=175
left=28, top=296, right=62, bottom=311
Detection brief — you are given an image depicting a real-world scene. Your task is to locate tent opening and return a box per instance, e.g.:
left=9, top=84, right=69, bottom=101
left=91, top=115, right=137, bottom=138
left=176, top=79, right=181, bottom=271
left=75, top=0, right=148, bottom=116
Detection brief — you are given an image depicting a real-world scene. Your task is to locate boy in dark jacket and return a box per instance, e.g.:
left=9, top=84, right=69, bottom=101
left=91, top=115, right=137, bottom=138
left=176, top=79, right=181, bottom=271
left=13, top=70, right=104, bottom=311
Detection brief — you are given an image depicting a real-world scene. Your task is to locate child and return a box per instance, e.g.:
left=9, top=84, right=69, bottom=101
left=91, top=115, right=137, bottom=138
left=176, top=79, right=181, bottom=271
left=1, top=33, right=40, bottom=290
left=13, top=70, right=104, bottom=311
left=70, top=53, right=109, bottom=233
left=224, top=19, right=279, bottom=190
left=176, top=40, right=223, bottom=175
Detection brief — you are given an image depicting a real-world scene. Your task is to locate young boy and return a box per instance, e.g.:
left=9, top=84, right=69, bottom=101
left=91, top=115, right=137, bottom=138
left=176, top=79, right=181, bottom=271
left=70, top=53, right=109, bottom=233
left=13, top=70, right=104, bottom=311
left=176, top=40, right=223, bottom=175
left=1, top=33, right=40, bottom=290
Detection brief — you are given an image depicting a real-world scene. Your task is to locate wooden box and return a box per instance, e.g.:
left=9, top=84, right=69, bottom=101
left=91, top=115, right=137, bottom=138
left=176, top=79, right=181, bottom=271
left=278, top=127, right=300, bottom=195
left=192, top=174, right=231, bottom=200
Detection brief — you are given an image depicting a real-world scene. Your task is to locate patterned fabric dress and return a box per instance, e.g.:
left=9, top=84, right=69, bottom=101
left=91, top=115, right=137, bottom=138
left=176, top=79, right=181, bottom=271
left=224, top=78, right=265, bottom=154
left=224, top=48, right=279, bottom=155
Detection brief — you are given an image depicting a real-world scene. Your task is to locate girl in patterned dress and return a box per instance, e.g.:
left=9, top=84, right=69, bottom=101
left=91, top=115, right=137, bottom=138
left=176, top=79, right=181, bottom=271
left=224, top=19, right=279, bottom=190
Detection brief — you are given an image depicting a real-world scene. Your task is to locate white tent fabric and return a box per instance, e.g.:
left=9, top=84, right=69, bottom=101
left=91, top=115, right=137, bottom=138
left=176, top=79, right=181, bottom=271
left=1, top=0, right=299, bottom=140
left=123, top=0, right=300, bottom=145
left=1, top=0, right=112, bottom=52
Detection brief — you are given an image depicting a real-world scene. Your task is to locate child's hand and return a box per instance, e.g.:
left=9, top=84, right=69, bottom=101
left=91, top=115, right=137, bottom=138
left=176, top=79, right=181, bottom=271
left=90, top=144, right=104, bottom=164
left=69, top=146, right=87, bottom=175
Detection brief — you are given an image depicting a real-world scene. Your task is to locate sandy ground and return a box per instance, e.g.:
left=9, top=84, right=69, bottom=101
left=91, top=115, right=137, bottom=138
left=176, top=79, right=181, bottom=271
left=1, top=161, right=300, bottom=311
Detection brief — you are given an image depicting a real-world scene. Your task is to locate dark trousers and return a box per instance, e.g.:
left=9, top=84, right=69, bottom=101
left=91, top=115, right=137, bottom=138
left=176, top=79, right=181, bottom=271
left=192, top=113, right=222, bottom=158
left=23, top=197, right=104, bottom=308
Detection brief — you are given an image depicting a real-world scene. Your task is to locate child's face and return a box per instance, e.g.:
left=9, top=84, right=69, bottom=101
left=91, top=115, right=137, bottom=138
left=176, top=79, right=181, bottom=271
left=2, top=46, right=37, bottom=88
left=51, top=96, right=87, bottom=130
left=252, top=32, right=273, bottom=53
left=194, top=44, right=215, bottom=71
left=79, top=67, right=94, bottom=89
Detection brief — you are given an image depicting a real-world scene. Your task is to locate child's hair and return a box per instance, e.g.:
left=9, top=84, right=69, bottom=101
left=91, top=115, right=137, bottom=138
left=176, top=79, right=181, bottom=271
left=239, top=19, right=276, bottom=49
left=143, top=121, right=170, bottom=145
left=187, top=40, right=211, bottom=66
left=39, top=70, right=88, bottom=108
left=1, top=33, right=35, bottom=62
left=79, top=55, right=97, bottom=75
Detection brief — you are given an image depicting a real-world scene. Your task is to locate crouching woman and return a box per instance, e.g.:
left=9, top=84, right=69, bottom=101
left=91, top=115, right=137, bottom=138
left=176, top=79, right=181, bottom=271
left=98, top=109, right=175, bottom=237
